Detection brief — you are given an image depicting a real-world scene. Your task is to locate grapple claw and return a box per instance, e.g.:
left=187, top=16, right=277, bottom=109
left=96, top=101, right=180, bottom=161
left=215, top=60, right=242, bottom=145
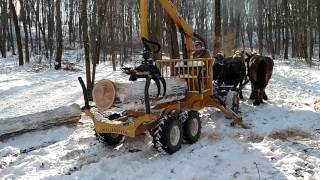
left=121, top=67, right=133, bottom=75
left=159, top=77, right=166, bottom=96
left=151, top=75, right=161, bottom=98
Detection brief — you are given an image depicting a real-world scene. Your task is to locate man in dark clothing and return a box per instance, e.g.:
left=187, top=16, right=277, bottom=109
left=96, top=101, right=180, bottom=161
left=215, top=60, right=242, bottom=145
left=193, top=41, right=211, bottom=58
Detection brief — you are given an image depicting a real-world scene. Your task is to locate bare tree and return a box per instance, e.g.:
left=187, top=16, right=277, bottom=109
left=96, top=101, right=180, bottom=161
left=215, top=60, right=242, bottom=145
left=92, top=0, right=105, bottom=86
left=283, top=0, right=289, bottom=59
left=9, top=0, right=23, bottom=65
left=214, top=0, right=222, bottom=54
left=318, top=0, right=320, bottom=60
left=18, top=0, right=30, bottom=63
left=81, top=0, right=92, bottom=99
left=0, top=0, right=319, bottom=67
left=257, top=0, right=264, bottom=55
left=166, top=16, right=180, bottom=59
left=150, top=0, right=162, bottom=60
left=0, top=0, right=8, bottom=58
left=55, top=0, right=63, bottom=70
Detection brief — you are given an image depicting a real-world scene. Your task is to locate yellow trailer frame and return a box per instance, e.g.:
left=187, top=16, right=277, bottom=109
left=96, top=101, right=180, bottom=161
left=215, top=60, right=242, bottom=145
left=78, top=0, right=247, bottom=154
left=81, top=59, right=247, bottom=139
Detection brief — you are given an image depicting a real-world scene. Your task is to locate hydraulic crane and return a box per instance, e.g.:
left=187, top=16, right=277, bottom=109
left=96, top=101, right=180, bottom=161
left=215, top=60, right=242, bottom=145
left=140, top=0, right=194, bottom=59
left=78, top=0, right=247, bottom=154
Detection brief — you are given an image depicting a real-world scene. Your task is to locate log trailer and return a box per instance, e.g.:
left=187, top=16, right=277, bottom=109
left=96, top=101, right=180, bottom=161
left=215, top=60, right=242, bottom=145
left=78, top=0, right=247, bottom=154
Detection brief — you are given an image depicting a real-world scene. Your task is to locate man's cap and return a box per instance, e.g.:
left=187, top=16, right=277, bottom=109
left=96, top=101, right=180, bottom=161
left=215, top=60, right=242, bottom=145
left=195, top=41, right=203, bottom=46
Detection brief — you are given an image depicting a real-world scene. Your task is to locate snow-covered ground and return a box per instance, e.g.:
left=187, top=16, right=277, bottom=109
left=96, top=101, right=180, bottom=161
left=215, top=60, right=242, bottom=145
left=0, top=53, right=320, bottom=180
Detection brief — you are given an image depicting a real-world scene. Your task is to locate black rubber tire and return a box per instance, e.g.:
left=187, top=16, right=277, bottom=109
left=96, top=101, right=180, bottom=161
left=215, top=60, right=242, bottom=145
left=152, top=116, right=183, bottom=154
left=96, top=133, right=124, bottom=146
left=183, top=111, right=201, bottom=144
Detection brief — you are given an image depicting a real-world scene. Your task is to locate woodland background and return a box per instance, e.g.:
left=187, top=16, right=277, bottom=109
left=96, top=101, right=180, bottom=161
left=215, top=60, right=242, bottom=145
left=0, top=0, right=319, bottom=68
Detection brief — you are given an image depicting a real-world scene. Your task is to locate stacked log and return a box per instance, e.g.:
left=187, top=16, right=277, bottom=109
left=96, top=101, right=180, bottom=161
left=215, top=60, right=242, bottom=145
left=93, top=78, right=187, bottom=112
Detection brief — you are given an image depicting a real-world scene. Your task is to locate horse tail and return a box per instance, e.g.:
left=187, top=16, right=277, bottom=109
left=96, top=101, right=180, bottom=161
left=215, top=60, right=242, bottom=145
left=266, top=57, right=274, bottom=82
left=256, top=59, right=267, bottom=89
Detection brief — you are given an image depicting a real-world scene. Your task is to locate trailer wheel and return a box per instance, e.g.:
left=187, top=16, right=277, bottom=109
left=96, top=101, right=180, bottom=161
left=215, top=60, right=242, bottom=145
left=96, top=133, right=124, bottom=145
left=152, top=116, right=183, bottom=154
left=183, top=111, right=201, bottom=144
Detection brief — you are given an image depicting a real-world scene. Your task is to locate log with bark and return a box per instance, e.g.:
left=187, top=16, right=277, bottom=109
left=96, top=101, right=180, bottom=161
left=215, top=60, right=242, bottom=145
left=0, top=104, right=81, bottom=140
left=92, top=78, right=187, bottom=112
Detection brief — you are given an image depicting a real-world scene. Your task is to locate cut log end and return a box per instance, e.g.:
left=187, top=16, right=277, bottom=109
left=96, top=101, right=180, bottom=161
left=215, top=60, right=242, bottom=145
left=93, top=79, right=116, bottom=112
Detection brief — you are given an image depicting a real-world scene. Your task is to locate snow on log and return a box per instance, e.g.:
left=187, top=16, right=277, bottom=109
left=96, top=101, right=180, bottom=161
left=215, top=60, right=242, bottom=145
left=93, top=78, right=187, bottom=112
left=0, top=104, right=81, bottom=139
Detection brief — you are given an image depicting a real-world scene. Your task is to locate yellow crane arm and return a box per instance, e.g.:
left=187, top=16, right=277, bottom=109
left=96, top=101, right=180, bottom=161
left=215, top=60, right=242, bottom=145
left=140, top=0, right=193, bottom=59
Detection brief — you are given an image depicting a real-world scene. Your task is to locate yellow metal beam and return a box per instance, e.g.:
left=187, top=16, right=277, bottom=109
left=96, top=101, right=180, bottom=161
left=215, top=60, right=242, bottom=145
left=158, top=0, right=193, bottom=58
left=158, top=0, right=193, bottom=36
left=140, top=0, right=194, bottom=58
left=140, top=0, right=149, bottom=39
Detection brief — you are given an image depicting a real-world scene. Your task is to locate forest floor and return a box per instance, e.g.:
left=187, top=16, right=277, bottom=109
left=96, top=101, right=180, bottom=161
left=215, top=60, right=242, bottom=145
left=0, top=51, right=320, bottom=180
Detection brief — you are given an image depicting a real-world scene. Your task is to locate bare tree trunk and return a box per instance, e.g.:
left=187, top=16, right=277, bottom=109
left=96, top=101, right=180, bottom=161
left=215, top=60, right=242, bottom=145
left=8, top=16, right=15, bottom=55
left=48, top=0, right=54, bottom=60
left=36, top=0, right=41, bottom=54
left=0, top=0, right=7, bottom=58
left=55, top=0, right=63, bottom=70
left=267, top=13, right=275, bottom=59
left=283, top=0, right=289, bottom=59
left=26, top=2, right=34, bottom=55
left=166, top=14, right=180, bottom=76
left=81, top=0, right=92, bottom=99
left=247, top=17, right=254, bottom=52
left=257, top=0, right=264, bottom=55
left=152, top=0, right=162, bottom=60
left=275, top=4, right=281, bottom=56
left=78, top=4, right=82, bottom=48
left=309, top=29, right=314, bottom=65
left=307, top=1, right=314, bottom=66
left=34, top=0, right=39, bottom=54
left=41, top=0, right=48, bottom=59
left=92, top=0, right=105, bottom=85
left=69, top=0, right=74, bottom=46
left=18, top=0, right=29, bottom=63
left=167, top=16, right=180, bottom=59
left=109, top=0, right=116, bottom=71
left=222, top=0, right=228, bottom=36
left=318, top=0, right=320, bottom=60
left=214, top=0, right=222, bottom=55
left=90, top=0, right=97, bottom=57
left=9, top=0, right=23, bottom=66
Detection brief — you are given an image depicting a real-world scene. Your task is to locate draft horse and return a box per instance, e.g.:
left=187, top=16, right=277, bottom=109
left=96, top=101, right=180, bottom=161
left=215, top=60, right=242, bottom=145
left=245, top=53, right=274, bottom=106
left=213, top=52, right=247, bottom=99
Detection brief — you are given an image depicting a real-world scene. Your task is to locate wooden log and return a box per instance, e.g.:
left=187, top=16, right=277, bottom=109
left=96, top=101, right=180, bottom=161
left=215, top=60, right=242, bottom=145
left=0, top=104, right=81, bottom=140
left=93, top=78, right=187, bottom=112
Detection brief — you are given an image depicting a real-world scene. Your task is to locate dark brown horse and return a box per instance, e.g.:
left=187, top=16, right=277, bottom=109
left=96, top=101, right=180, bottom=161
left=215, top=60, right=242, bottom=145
left=245, top=53, right=274, bottom=105
left=213, top=52, right=247, bottom=99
